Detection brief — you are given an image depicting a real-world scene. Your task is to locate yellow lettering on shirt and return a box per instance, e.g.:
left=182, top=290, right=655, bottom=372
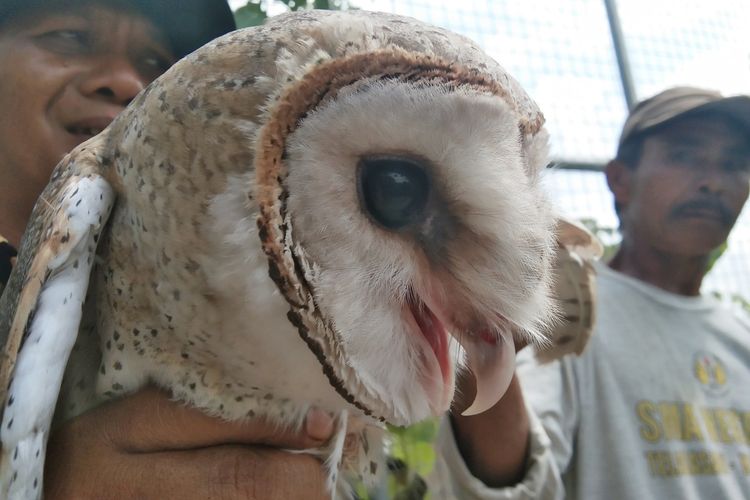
left=743, top=412, right=750, bottom=444
left=682, top=404, right=703, bottom=442
left=636, top=401, right=750, bottom=445
left=637, top=401, right=661, bottom=442
left=702, top=407, right=720, bottom=442
left=727, top=411, right=747, bottom=445
left=645, top=450, right=730, bottom=477
left=658, top=403, right=682, bottom=441
left=715, top=409, right=743, bottom=444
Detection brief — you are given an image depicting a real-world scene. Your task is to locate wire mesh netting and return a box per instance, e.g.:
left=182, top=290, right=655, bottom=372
left=234, top=0, right=750, bottom=302
left=357, top=0, right=629, bottom=163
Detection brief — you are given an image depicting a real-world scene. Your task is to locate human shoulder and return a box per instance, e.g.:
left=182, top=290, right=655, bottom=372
left=709, top=298, right=750, bottom=335
left=594, top=261, right=719, bottom=312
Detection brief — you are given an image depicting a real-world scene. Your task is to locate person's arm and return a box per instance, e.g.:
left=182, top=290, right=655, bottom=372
left=45, top=387, right=332, bottom=499
left=450, top=373, right=530, bottom=487
left=432, top=350, right=578, bottom=500
left=431, top=376, right=563, bottom=500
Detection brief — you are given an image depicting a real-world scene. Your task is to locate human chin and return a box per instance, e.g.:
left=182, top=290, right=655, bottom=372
left=37, top=134, right=76, bottom=176
left=669, top=227, right=728, bottom=257
left=61, top=128, right=95, bottom=153
left=43, top=126, right=91, bottom=165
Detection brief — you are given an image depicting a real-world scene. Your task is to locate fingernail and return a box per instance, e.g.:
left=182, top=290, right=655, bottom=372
left=305, top=408, right=334, bottom=442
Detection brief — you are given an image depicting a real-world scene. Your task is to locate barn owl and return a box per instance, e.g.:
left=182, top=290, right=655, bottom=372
left=0, top=9, right=598, bottom=499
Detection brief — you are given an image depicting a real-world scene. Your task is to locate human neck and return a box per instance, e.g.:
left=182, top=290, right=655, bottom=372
left=608, top=239, right=709, bottom=296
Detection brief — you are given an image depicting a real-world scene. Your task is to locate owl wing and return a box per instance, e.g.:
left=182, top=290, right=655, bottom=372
left=0, top=140, right=115, bottom=500
left=535, top=218, right=603, bottom=363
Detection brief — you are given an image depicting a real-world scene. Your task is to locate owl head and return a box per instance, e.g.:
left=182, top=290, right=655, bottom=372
left=130, top=9, right=557, bottom=425
left=246, top=11, right=557, bottom=425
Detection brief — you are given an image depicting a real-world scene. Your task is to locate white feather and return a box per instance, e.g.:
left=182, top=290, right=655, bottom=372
left=1, top=176, right=114, bottom=499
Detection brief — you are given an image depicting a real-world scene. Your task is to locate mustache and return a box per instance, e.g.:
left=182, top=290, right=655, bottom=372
left=671, top=198, right=734, bottom=225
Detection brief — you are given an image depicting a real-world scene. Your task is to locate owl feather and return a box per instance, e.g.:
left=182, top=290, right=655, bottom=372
left=0, top=10, right=597, bottom=499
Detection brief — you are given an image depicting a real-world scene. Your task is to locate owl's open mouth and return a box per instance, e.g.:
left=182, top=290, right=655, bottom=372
left=406, top=294, right=454, bottom=414
left=405, top=292, right=517, bottom=417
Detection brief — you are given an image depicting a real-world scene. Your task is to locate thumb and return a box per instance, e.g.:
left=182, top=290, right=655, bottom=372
left=96, top=386, right=335, bottom=453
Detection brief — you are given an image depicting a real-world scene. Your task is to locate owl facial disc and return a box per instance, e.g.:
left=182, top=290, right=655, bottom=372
left=256, top=47, right=552, bottom=424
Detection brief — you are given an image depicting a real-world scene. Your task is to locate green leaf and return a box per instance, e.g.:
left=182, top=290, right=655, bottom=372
left=234, top=2, right=267, bottom=28
left=388, top=419, right=439, bottom=478
left=706, top=240, right=728, bottom=273
left=289, top=0, right=309, bottom=11
left=233, top=0, right=348, bottom=26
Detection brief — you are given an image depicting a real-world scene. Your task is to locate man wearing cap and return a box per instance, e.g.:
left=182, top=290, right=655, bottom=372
left=0, top=1, right=332, bottom=497
left=434, top=87, right=750, bottom=499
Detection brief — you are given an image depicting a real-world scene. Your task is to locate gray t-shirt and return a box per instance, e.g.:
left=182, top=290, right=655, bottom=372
left=433, top=262, right=750, bottom=499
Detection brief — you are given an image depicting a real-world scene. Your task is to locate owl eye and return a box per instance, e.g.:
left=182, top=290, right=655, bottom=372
left=359, top=157, right=430, bottom=230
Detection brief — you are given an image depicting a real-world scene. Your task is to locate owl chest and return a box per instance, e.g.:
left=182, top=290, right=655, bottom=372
left=55, top=185, right=357, bottom=430
left=70, top=218, right=348, bottom=426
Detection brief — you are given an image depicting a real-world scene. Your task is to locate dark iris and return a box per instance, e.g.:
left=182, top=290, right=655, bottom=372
left=359, top=157, right=430, bottom=230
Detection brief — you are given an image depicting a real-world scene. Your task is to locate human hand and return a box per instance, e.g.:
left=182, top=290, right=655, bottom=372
left=45, top=386, right=333, bottom=499
left=450, top=374, right=530, bottom=487
left=448, top=333, right=531, bottom=487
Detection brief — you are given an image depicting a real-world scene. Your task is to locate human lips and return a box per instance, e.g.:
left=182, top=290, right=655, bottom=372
left=65, top=116, right=115, bottom=142
left=673, top=199, right=732, bottom=225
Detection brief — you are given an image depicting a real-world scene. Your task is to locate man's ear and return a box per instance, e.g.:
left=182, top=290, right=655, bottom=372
left=605, top=160, right=633, bottom=210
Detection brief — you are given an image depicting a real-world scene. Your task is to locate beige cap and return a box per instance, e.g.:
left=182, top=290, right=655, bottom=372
left=618, top=86, right=750, bottom=147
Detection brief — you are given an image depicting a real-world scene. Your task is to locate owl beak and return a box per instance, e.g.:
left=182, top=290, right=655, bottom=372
left=457, top=330, right=516, bottom=416
left=408, top=293, right=517, bottom=417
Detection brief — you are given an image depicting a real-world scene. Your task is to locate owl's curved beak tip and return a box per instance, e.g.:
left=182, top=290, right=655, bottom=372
left=459, top=331, right=516, bottom=416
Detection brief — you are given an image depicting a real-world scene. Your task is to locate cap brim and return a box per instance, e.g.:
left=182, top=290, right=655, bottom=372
left=139, top=0, right=237, bottom=59
left=620, top=93, right=750, bottom=146
left=684, top=95, right=750, bottom=135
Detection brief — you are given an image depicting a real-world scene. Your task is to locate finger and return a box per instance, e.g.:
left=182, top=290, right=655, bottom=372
left=46, top=443, right=330, bottom=500
left=89, top=386, right=335, bottom=453
left=140, top=447, right=330, bottom=500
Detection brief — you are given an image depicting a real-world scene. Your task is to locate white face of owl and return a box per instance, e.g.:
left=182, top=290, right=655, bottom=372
left=284, top=79, right=556, bottom=423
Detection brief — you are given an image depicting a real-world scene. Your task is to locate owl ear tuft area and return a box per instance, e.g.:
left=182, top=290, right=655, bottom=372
left=520, top=127, right=551, bottom=179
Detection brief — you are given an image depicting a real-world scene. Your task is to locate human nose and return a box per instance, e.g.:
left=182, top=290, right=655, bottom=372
left=79, top=56, right=146, bottom=107
left=696, top=165, right=730, bottom=196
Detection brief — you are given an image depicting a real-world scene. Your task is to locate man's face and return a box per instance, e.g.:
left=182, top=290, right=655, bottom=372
left=0, top=3, right=174, bottom=192
left=619, top=114, right=750, bottom=257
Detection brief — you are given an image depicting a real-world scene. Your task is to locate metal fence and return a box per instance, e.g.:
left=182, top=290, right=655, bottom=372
left=235, top=0, right=750, bottom=301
